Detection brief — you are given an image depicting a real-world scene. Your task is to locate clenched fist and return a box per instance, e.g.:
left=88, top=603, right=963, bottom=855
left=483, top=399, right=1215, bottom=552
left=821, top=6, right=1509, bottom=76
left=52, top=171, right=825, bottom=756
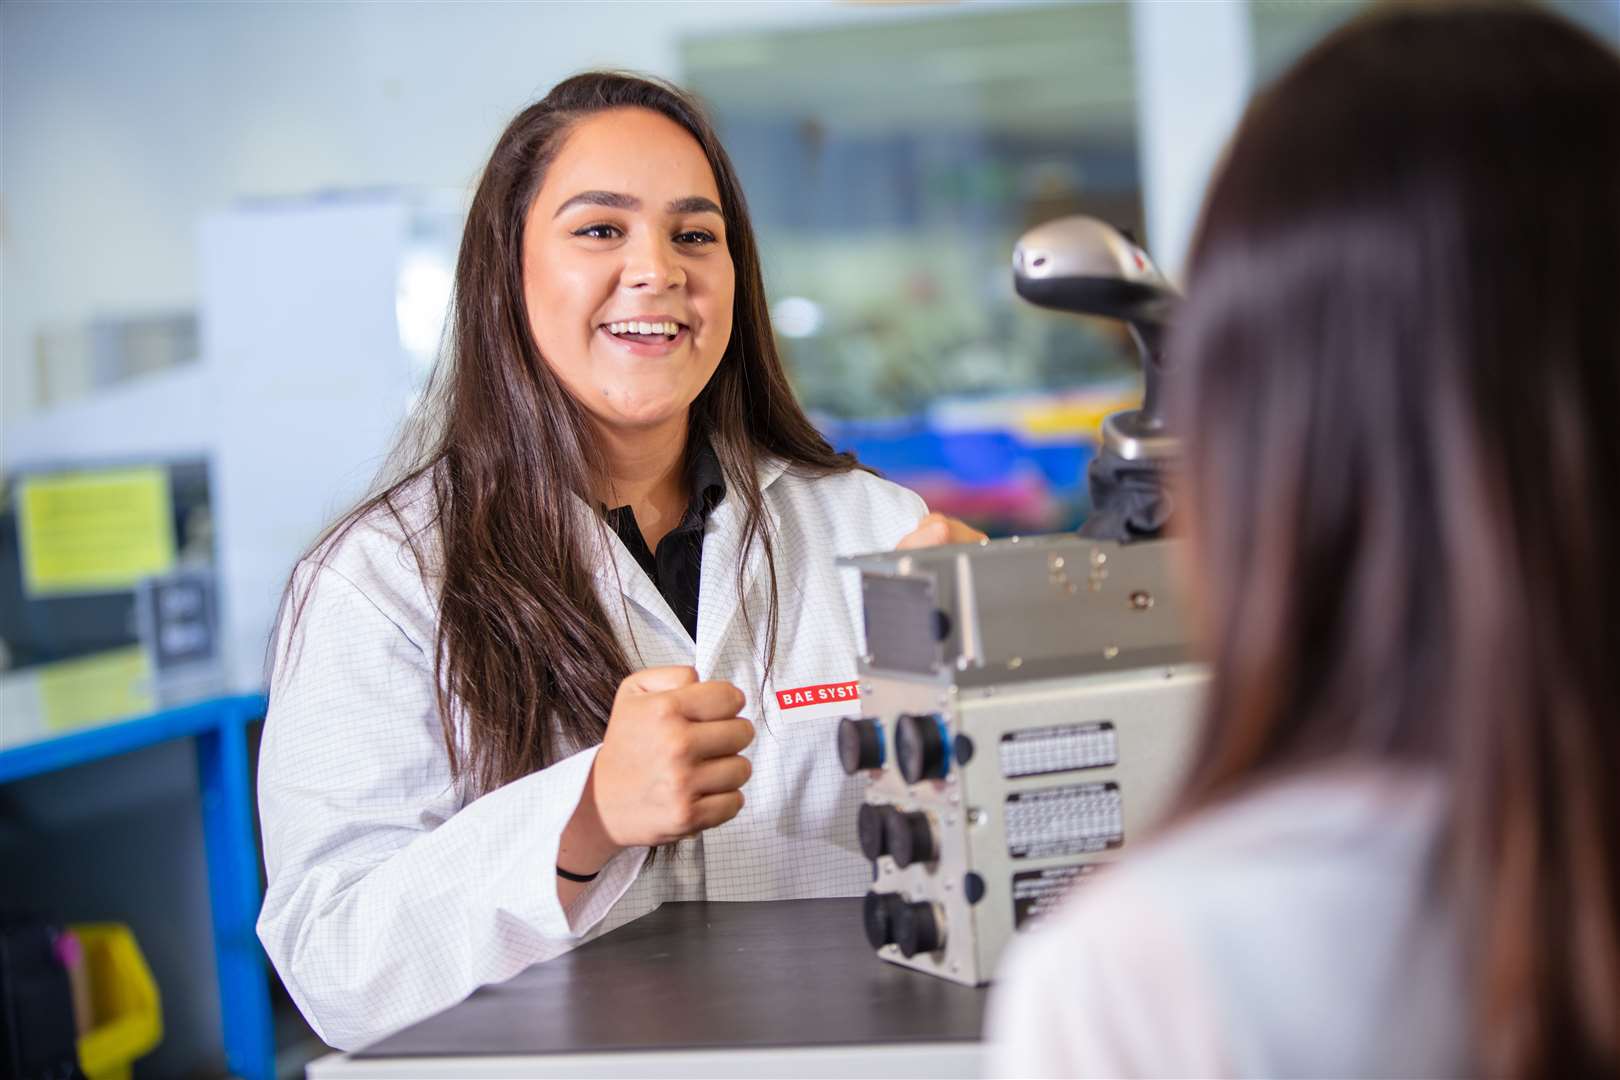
left=559, top=666, right=755, bottom=881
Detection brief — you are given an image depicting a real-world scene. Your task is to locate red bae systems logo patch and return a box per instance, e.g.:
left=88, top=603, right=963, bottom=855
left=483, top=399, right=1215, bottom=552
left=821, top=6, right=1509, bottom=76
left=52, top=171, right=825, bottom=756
left=775, top=680, right=861, bottom=711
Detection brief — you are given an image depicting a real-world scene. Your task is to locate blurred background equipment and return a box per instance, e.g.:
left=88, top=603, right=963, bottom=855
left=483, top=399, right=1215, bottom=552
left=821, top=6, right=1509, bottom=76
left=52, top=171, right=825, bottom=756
left=3, top=2, right=1615, bottom=1077
left=685, top=2, right=1150, bottom=535
left=1012, top=215, right=1177, bottom=541
left=839, top=535, right=1206, bottom=984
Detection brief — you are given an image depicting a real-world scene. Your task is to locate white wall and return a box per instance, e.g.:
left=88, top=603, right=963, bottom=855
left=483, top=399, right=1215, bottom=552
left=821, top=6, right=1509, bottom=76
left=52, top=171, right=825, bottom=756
left=1, top=0, right=1036, bottom=438
left=1131, top=0, right=1252, bottom=282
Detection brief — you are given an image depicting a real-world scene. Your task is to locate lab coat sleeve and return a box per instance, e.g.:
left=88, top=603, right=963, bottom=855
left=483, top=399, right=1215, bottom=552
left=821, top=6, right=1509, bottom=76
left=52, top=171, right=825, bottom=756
left=255, top=562, right=645, bottom=1051
left=984, top=872, right=1233, bottom=1078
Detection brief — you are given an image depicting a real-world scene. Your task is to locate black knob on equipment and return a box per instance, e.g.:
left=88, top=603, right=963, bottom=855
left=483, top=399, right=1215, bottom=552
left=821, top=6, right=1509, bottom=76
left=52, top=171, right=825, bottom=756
left=894, top=901, right=944, bottom=957
left=862, top=890, right=908, bottom=949
left=886, top=809, right=937, bottom=869
left=837, top=716, right=884, bottom=774
left=963, top=871, right=987, bottom=905
left=857, top=802, right=890, bottom=861
left=895, top=713, right=949, bottom=783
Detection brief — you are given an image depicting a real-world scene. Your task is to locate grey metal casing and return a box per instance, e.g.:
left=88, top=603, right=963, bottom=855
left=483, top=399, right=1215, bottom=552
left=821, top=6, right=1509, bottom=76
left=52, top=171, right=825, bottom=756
left=842, top=536, right=1207, bottom=985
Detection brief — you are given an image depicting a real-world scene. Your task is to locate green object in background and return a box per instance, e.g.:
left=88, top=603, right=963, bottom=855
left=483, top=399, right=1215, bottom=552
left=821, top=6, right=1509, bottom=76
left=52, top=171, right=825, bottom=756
left=17, top=467, right=176, bottom=597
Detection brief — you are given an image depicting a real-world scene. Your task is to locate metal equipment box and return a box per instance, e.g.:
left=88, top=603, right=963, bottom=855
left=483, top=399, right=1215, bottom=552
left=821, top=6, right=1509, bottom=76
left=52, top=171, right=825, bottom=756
left=838, top=535, right=1207, bottom=985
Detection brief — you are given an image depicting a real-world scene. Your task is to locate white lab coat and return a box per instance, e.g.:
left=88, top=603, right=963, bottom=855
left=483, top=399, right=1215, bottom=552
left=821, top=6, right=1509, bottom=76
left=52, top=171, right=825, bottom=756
left=255, top=457, right=928, bottom=1049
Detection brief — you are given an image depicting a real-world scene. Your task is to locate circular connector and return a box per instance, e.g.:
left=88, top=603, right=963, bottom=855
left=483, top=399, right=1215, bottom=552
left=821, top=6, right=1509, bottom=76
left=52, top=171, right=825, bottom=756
left=895, top=713, right=949, bottom=784
left=857, top=802, right=890, bottom=861
left=894, top=901, right=945, bottom=957
left=886, top=809, right=937, bottom=869
left=862, top=890, right=908, bottom=950
left=837, top=717, right=884, bottom=775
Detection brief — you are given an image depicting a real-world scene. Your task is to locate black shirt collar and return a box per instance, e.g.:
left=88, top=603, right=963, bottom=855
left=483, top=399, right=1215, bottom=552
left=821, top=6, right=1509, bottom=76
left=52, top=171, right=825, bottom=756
left=602, top=434, right=727, bottom=640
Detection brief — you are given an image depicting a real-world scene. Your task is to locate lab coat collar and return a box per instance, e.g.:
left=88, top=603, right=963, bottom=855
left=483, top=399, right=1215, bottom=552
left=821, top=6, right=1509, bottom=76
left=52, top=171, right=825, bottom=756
left=693, top=455, right=788, bottom=675
left=586, top=455, right=790, bottom=660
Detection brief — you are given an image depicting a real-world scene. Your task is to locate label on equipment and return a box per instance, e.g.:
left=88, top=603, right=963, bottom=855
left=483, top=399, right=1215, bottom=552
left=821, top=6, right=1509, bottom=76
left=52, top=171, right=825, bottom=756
left=1012, top=863, right=1104, bottom=929
left=999, top=721, right=1117, bottom=778
left=1005, top=782, right=1123, bottom=859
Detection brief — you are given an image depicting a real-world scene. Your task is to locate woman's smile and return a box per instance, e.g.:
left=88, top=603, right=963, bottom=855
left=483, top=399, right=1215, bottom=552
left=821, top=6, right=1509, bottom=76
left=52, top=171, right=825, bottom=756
left=597, top=316, right=691, bottom=357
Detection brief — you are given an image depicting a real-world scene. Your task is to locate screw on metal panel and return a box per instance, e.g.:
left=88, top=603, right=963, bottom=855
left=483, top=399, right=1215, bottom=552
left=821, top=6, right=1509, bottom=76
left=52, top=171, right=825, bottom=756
left=1010, top=536, right=1021, bottom=544
left=1007, top=657, right=1023, bottom=670
left=968, top=808, right=986, bottom=825
left=1049, top=555, right=1065, bottom=570
left=956, top=656, right=971, bottom=671
left=897, top=556, right=914, bottom=575
left=1130, top=590, right=1154, bottom=610
left=1091, top=549, right=1107, bottom=566
left=948, top=685, right=960, bottom=696
left=1103, top=645, right=1120, bottom=660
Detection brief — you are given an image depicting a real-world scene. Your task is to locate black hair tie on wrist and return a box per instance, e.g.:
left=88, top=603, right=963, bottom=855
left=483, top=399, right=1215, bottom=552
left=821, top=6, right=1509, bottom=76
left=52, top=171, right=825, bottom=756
left=556, top=864, right=600, bottom=883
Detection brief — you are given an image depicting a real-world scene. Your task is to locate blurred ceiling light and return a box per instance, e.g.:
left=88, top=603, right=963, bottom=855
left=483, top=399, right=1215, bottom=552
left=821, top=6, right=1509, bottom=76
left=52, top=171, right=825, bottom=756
left=771, top=296, right=825, bottom=338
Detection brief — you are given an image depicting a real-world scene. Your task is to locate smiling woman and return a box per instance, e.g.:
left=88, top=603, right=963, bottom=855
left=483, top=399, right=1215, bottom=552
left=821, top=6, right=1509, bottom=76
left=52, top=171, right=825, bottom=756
left=250, top=72, right=979, bottom=1051
left=524, top=107, right=735, bottom=436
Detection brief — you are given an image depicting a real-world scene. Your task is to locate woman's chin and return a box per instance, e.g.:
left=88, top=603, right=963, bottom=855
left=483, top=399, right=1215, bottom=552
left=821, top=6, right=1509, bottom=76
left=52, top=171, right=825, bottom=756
left=584, top=394, right=693, bottom=434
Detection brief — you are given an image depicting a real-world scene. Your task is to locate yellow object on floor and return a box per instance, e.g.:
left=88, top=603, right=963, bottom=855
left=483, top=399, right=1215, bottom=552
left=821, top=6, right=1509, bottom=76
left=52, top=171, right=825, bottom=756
left=71, top=923, right=163, bottom=1080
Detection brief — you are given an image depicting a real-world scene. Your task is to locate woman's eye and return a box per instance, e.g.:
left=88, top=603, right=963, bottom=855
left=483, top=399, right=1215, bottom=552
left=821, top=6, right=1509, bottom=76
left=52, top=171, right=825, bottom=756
left=676, top=230, right=718, bottom=246
left=573, top=223, right=622, bottom=240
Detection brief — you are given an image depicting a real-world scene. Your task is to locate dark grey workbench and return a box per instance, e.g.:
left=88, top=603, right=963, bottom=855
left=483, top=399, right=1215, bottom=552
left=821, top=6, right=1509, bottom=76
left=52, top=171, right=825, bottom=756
left=307, top=899, right=989, bottom=1079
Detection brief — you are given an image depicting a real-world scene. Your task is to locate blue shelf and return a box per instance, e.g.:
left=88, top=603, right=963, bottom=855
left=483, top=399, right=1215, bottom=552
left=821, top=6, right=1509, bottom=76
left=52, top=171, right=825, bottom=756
left=0, top=692, right=275, bottom=1080
left=0, top=693, right=264, bottom=784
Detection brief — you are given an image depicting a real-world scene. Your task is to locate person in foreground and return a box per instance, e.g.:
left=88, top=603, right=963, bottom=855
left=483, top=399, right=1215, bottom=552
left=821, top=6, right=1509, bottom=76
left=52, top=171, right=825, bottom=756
left=255, top=72, right=980, bottom=1049
left=989, top=6, right=1620, bottom=1078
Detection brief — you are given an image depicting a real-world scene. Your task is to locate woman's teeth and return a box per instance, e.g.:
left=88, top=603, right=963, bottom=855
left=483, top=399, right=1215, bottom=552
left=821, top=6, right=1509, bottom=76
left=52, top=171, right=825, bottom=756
left=606, top=320, right=680, bottom=337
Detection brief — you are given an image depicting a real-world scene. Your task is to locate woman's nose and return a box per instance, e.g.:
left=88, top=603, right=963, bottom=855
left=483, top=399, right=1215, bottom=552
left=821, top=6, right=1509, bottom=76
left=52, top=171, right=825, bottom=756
left=620, top=234, right=685, bottom=291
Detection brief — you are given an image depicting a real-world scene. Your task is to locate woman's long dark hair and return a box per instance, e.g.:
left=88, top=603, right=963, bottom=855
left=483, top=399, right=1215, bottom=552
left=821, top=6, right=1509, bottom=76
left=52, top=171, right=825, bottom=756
left=1170, top=6, right=1620, bottom=1076
left=280, top=73, right=856, bottom=797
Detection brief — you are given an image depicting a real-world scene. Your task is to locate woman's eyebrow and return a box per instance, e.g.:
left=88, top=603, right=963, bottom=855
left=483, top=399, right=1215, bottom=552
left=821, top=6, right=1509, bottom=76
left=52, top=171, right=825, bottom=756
left=554, top=190, right=636, bottom=218
left=668, top=195, right=722, bottom=216
left=553, top=191, right=722, bottom=218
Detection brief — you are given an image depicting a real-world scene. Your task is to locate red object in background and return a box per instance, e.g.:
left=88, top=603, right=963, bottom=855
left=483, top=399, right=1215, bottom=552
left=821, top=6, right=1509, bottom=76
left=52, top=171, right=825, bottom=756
left=909, top=470, right=1057, bottom=534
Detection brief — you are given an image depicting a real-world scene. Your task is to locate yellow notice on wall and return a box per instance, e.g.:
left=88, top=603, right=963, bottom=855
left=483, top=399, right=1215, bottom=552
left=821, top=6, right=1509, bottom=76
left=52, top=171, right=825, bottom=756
left=38, top=646, right=156, bottom=732
left=18, top=467, right=177, bottom=596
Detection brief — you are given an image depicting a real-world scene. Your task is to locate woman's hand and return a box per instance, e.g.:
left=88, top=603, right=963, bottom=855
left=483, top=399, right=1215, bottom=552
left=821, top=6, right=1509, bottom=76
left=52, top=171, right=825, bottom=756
left=897, top=511, right=989, bottom=549
left=561, top=666, right=755, bottom=876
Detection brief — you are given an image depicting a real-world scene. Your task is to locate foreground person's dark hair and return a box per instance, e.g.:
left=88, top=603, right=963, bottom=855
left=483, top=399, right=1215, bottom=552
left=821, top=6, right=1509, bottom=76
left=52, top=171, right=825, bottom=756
left=1170, top=6, right=1620, bottom=1076
left=279, top=73, right=855, bottom=797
